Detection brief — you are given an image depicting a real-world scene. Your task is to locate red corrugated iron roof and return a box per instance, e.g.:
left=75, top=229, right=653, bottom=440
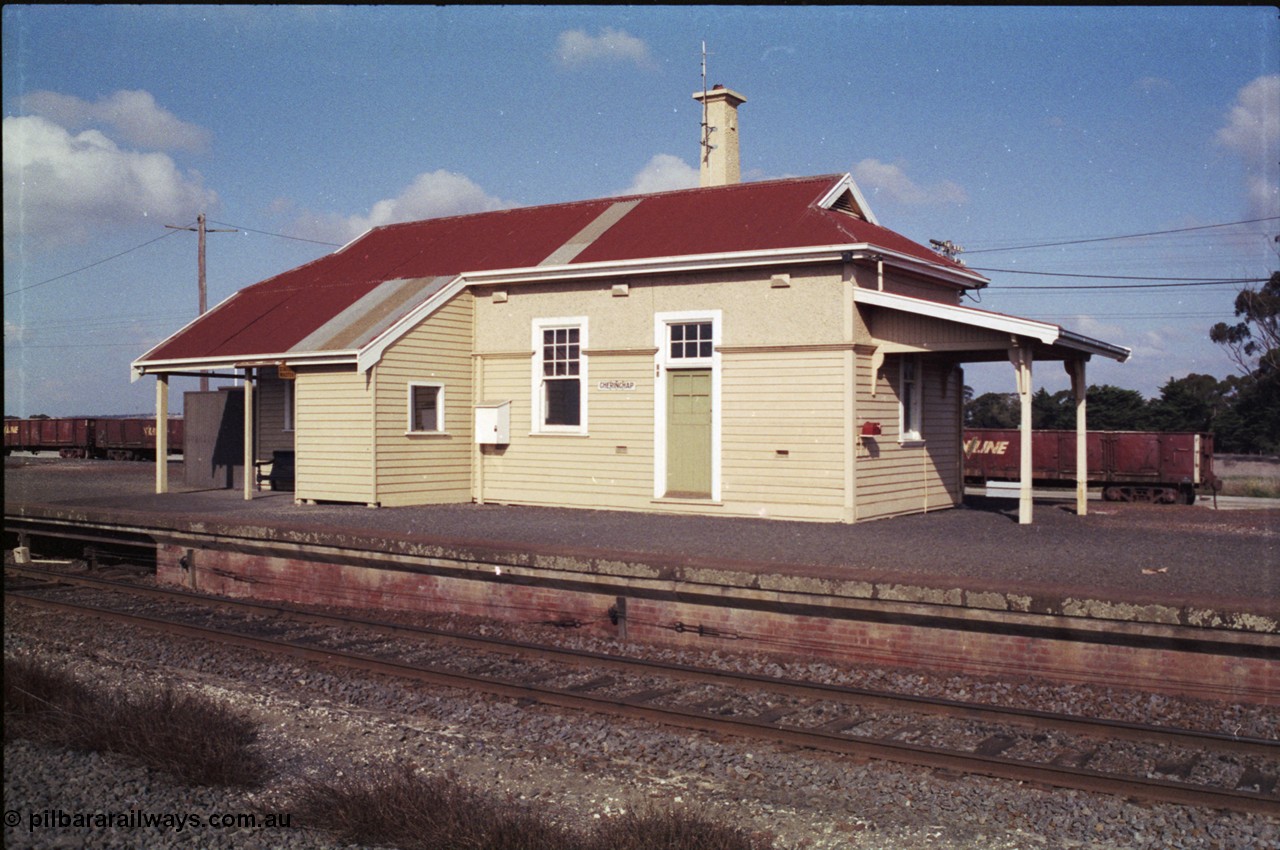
left=138, top=175, right=976, bottom=365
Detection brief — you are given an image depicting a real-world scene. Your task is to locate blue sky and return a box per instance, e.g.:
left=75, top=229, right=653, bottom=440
left=4, top=6, right=1278, bottom=417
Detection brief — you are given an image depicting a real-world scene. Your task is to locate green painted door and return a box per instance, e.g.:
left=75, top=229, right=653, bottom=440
left=666, top=369, right=712, bottom=498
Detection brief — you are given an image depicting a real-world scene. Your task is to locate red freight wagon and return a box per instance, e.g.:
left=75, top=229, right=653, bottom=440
left=97, top=418, right=185, bottom=460
left=3, top=418, right=95, bottom=458
left=4, top=417, right=183, bottom=460
left=963, top=429, right=1219, bottom=504
left=167, top=418, right=184, bottom=456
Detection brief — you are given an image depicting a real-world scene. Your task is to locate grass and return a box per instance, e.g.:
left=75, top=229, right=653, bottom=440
left=290, top=761, right=776, bottom=850
left=3, top=654, right=267, bottom=788
left=1218, top=476, right=1280, bottom=499
left=1214, top=455, right=1280, bottom=499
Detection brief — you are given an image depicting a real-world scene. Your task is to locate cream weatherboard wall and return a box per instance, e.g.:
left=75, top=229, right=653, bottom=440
left=293, top=366, right=374, bottom=504
left=471, top=267, right=861, bottom=521
left=254, top=370, right=295, bottom=461
left=476, top=350, right=656, bottom=511
left=850, top=289, right=1003, bottom=520
left=719, top=346, right=849, bottom=521
left=854, top=352, right=963, bottom=521
left=371, top=291, right=475, bottom=507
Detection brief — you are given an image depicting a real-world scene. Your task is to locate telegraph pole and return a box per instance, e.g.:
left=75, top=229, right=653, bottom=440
left=166, top=214, right=236, bottom=391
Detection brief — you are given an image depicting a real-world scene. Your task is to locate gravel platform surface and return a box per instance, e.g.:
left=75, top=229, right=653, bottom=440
left=5, top=457, right=1278, bottom=614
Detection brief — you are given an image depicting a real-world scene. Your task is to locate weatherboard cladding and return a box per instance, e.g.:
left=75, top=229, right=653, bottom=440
left=141, top=175, right=966, bottom=364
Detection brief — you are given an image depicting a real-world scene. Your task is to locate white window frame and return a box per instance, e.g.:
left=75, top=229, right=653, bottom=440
left=406, top=382, right=446, bottom=435
left=653, top=310, right=722, bottom=501
left=531, top=317, right=588, bottom=435
left=665, top=319, right=716, bottom=365
left=899, top=356, right=923, bottom=443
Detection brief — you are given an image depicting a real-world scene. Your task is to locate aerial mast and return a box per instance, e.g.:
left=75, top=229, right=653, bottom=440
left=166, top=214, right=236, bottom=391
left=700, top=42, right=713, bottom=167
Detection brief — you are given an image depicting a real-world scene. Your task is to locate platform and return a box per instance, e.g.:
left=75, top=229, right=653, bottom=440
left=6, top=457, right=1277, bottom=630
left=10, top=456, right=1280, bottom=703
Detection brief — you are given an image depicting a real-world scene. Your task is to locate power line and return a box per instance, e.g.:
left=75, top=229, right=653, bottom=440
left=2, top=227, right=188, bottom=298
left=968, top=266, right=1268, bottom=288
left=969, top=268, right=1264, bottom=282
left=996, top=279, right=1264, bottom=290
left=207, top=219, right=342, bottom=246
left=960, top=216, right=1279, bottom=255
left=3, top=217, right=338, bottom=301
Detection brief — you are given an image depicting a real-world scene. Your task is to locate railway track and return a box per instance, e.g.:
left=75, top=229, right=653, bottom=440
left=6, top=563, right=1279, bottom=816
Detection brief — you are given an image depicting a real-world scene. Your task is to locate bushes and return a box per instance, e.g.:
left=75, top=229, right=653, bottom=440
left=290, top=762, right=775, bottom=850
left=291, top=763, right=574, bottom=850
left=4, top=655, right=267, bottom=788
left=588, top=805, right=776, bottom=850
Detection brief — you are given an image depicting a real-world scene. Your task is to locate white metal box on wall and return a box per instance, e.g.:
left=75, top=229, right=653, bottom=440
left=474, top=401, right=511, bottom=445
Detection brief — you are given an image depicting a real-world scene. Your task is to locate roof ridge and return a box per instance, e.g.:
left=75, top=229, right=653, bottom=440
left=367, top=173, right=848, bottom=234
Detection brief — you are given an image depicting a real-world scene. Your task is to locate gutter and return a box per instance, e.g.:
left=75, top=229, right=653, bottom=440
left=461, top=243, right=989, bottom=291
left=131, top=350, right=360, bottom=382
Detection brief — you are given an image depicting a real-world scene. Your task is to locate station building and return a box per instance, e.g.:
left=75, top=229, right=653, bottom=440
left=133, top=86, right=1129, bottom=524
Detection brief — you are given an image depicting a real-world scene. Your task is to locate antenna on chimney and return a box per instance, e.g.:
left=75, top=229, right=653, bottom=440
left=700, top=41, right=715, bottom=165
left=929, top=239, right=966, bottom=264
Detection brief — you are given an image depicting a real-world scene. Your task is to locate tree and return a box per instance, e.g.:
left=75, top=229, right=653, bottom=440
left=1211, top=271, right=1280, bottom=377
left=1031, top=388, right=1073, bottom=429
left=964, top=391, right=1019, bottom=428
left=965, top=384, right=1150, bottom=431
left=1209, top=269, right=1280, bottom=453
left=1145, top=374, right=1231, bottom=434
left=1213, top=371, right=1280, bottom=453
left=1083, top=385, right=1149, bottom=431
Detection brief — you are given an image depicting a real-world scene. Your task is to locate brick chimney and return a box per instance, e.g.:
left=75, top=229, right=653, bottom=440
left=692, top=84, right=746, bottom=187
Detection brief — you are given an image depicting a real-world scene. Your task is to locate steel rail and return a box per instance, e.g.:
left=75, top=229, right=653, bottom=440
left=6, top=585, right=1279, bottom=816
left=5, top=564, right=1275, bottom=758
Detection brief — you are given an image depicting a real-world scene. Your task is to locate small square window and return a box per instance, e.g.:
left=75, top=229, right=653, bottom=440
left=669, top=321, right=713, bottom=360
left=409, top=384, right=443, bottom=433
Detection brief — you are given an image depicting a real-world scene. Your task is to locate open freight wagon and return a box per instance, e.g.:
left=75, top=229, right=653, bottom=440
left=4, top=417, right=183, bottom=460
left=963, top=430, right=1220, bottom=504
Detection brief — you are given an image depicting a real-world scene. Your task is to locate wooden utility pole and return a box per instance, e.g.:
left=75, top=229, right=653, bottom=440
left=167, top=214, right=236, bottom=391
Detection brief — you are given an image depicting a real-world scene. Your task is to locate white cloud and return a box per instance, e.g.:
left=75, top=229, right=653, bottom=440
left=3, top=114, right=217, bottom=250
left=1216, top=74, right=1280, bottom=217
left=1069, top=314, right=1128, bottom=345
left=852, top=158, right=967, bottom=206
left=620, top=154, right=698, bottom=195
left=295, top=169, right=512, bottom=244
left=22, top=89, right=211, bottom=153
left=555, top=27, right=652, bottom=68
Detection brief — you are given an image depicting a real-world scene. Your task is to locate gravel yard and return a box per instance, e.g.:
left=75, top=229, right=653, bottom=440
left=5, top=595, right=1277, bottom=850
